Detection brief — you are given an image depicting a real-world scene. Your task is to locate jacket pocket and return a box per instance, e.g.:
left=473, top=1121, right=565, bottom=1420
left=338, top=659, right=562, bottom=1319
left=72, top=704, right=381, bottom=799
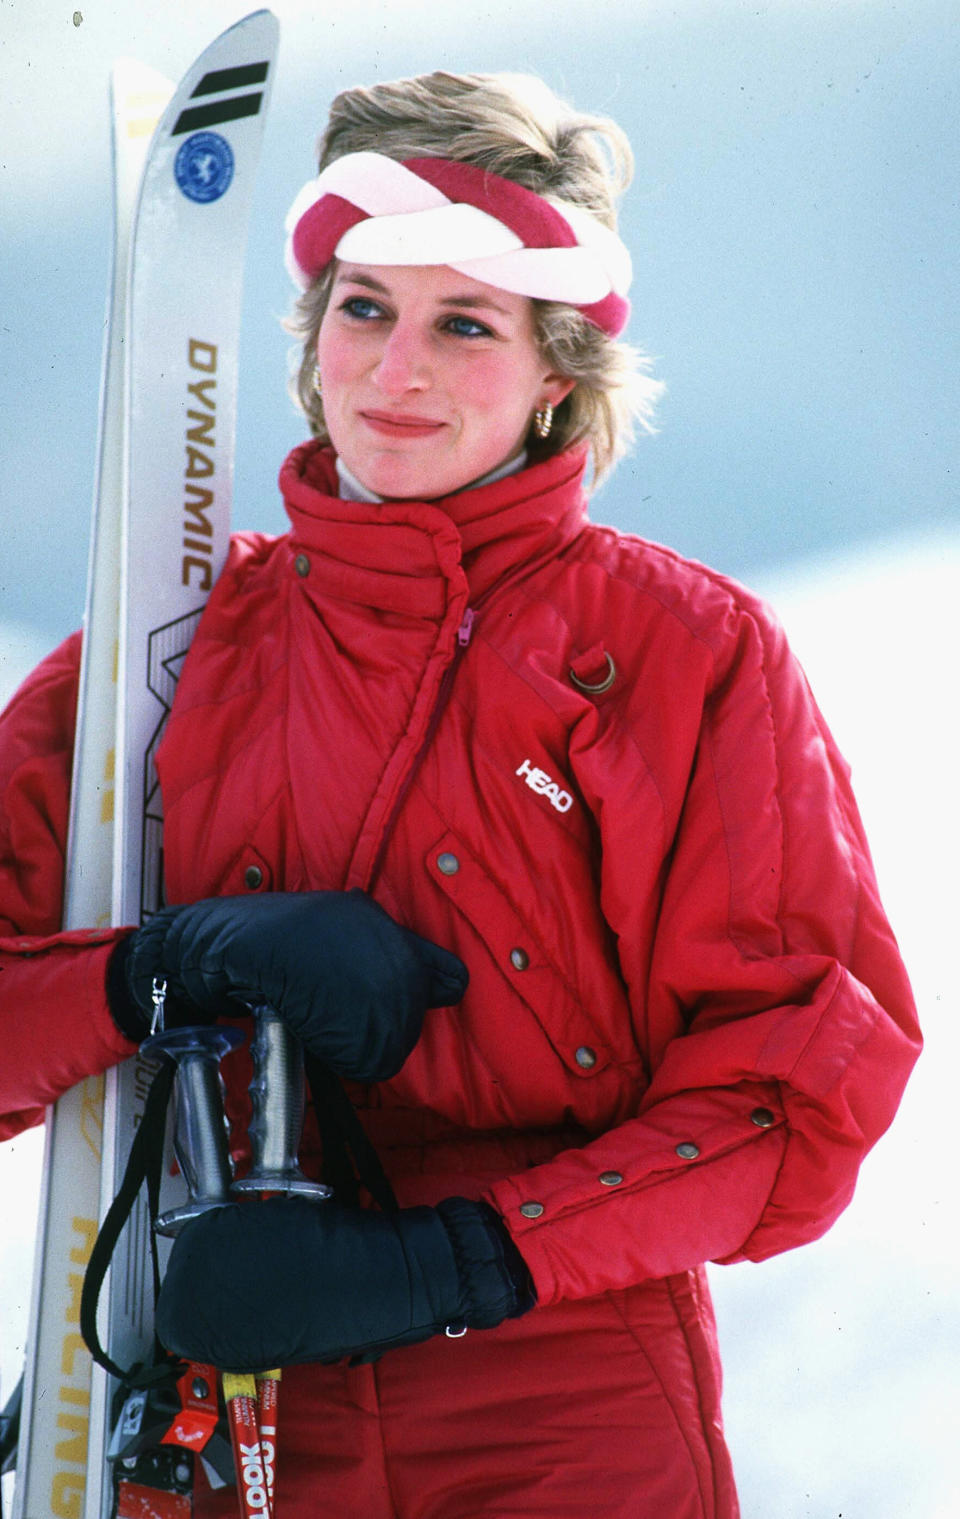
left=425, top=827, right=628, bottom=1083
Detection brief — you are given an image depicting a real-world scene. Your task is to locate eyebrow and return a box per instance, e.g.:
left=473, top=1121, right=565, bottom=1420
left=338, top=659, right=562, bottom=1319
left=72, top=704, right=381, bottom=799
left=335, top=269, right=514, bottom=318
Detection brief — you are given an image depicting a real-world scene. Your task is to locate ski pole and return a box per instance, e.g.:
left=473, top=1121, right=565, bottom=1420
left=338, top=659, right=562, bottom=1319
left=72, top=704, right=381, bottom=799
left=255, top=1370, right=280, bottom=1511
left=148, top=1000, right=329, bottom=1515
left=228, top=1004, right=330, bottom=1510
left=143, top=998, right=265, bottom=1518
left=143, top=1020, right=245, bottom=1238
left=232, top=1002, right=331, bottom=1201
left=222, top=1374, right=273, bottom=1519
left=142, top=1005, right=255, bottom=1515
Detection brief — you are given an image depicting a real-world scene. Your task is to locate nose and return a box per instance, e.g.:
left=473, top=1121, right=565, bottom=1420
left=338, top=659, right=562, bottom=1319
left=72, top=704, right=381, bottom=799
left=371, top=321, right=431, bottom=397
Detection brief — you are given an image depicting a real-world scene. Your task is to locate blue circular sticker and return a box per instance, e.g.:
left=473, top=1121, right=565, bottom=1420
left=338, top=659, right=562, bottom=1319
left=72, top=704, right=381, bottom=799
left=174, top=131, right=234, bottom=204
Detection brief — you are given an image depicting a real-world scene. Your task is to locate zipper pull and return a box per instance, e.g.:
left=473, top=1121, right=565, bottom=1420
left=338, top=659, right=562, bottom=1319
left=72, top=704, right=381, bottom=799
left=457, top=607, right=476, bottom=648
left=150, top=977, right=168, bottom=1037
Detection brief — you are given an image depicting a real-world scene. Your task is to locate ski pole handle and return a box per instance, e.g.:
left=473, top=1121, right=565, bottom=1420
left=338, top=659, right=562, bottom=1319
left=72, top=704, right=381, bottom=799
left=232, top=1003, right=330, bottom=1201
left=143, top=1024, right=245, bottom=1236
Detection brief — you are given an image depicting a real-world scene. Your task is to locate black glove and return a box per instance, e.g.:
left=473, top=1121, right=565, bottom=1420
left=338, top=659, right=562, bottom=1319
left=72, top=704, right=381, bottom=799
left=156, top=1194, right=535, bottom=1371
left=107, top=890, right=468, bottom=1080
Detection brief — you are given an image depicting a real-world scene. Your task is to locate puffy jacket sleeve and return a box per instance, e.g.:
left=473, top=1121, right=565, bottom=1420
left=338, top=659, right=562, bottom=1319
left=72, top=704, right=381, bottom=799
left=483, top=587, right=920, bottom=1306
left=0, top=633, right=136, bottom=1140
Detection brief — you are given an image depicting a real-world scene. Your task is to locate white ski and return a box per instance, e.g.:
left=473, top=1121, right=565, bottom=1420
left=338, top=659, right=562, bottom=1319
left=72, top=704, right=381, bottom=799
left=12, top=64, right=174, bottom=1519
left=97, top=17, right=280, bottom=1513
left=13, top=14, right=279, bottom=1519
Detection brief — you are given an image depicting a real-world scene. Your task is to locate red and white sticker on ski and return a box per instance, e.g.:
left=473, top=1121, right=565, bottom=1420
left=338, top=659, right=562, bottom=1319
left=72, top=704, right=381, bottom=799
left=222, top=1376, right=273, bottom=1519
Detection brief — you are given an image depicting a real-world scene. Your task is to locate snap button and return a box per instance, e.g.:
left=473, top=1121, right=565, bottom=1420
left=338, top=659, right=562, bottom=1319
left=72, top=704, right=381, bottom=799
left=509, top=947, right=529, bottom=971
left=574, top=1046, right=597, bottom=1070
left=599, top=1171, right=623, bottom=1187
left=244, top=865, right=264, bottom=890
left=676, top=1142, right=700, bottom=1160
left=519, top=1201, right=545, bottom=1219
left=436, top=852, right=460, bottom=876
left=294, top=552, right=310, bottom=577
left=750, top=1107, right=776, bottom=1128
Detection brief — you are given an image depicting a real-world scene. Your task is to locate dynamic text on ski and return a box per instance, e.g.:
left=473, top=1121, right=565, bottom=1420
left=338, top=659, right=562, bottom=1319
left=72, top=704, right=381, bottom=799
left=183, top=339, right=219, bottom=590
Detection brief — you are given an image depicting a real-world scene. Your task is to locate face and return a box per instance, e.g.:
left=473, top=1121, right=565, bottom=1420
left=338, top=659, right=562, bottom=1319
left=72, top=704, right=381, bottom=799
left=315, top=262, right=574, bottom=500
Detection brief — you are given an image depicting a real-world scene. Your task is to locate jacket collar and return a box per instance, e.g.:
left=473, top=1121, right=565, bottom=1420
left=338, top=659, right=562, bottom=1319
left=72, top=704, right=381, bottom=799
left=279, top=440, right=590, bottom=616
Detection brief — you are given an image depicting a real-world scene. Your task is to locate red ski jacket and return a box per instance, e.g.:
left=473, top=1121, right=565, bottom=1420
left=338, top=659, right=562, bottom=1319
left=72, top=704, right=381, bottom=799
left=0, top=442, right=920, bottom=1310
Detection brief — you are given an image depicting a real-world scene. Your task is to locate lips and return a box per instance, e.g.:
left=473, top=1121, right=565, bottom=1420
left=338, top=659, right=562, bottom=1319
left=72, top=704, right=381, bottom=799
left=359, top=409, right=447, bottom=439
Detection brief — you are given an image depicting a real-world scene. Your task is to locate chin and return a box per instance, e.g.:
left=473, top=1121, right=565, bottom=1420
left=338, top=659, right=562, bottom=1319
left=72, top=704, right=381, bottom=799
left=356, top=455, right=474, bottom=502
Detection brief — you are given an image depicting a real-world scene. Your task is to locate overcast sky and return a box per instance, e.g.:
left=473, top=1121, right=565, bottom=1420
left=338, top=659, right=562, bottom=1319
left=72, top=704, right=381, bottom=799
left=3, top=0, right=957, bottom=652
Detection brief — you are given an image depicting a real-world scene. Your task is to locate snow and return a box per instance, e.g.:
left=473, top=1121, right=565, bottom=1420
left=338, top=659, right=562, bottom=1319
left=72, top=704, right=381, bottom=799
left=708, top=528, right=960, bottom=1517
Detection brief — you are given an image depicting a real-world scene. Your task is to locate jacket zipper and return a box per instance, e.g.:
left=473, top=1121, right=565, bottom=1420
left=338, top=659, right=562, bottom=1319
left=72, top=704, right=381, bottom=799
left=364, top=532, right=559, bottom=892
left=365, top=606, right=476, bottom=889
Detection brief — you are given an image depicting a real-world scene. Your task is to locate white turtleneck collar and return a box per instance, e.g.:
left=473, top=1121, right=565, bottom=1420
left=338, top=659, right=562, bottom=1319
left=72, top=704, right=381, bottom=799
left=335, top=451, right=529, bottom=504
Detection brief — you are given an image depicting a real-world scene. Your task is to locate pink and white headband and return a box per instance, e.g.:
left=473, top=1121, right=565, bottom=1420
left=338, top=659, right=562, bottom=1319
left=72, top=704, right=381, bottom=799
left=284, top=151, right=632, bottom=337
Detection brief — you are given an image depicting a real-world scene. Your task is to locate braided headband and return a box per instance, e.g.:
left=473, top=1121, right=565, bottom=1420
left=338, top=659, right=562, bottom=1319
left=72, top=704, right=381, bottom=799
left=284, top=151, right=632, bottom=337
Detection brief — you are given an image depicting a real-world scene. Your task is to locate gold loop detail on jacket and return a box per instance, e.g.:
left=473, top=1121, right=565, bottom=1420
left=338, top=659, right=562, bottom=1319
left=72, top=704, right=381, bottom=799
left=569, top=650, right=617, bottom=694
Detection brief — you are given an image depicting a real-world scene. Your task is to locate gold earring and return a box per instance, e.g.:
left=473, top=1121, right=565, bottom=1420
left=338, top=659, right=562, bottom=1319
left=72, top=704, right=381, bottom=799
left=312, top=363, right=323, bottom=399
left=533, top=402, right=553, bottom=440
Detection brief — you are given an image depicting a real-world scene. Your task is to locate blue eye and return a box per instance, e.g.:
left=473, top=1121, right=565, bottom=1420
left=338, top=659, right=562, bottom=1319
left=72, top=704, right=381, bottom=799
left=341, top=296, right=383, bottom=320
left=445, top=315, right=493, bottom=338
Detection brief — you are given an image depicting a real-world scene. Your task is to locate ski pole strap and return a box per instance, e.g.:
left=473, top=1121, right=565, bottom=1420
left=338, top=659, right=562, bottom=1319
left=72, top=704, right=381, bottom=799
left=303, top=1054, right=398, bottom=1213
left=80, top=1053, right=178, bottom=1384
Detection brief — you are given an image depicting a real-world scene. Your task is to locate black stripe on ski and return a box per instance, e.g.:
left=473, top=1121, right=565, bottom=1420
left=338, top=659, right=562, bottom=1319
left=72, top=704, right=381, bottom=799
left=172, top=92, right=264, bottom=136
left=190, top=61, right=270, bottom=97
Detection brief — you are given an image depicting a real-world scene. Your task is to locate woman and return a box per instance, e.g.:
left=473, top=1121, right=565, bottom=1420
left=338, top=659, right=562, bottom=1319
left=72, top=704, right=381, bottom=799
left=0, top=70, right=920, bottom=1517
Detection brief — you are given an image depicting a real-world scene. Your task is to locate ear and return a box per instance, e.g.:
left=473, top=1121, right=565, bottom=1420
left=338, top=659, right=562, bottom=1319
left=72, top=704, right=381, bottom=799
left=540, top=372, right=576, bottom=408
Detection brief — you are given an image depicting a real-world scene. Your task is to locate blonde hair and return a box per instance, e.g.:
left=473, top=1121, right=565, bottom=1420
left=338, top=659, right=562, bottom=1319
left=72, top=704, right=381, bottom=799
left=286, top=71, right=664, bottom=484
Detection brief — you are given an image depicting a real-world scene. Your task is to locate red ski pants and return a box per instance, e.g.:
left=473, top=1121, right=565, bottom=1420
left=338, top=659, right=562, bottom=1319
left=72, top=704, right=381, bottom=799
left=195, top=1270, right=739, bottom=1518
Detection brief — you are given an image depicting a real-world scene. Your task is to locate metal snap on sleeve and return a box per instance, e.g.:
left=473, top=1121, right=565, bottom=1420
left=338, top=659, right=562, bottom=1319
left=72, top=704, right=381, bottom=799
left=750, top=1107, right=777, bottom=1128
left=436, top=852, right=460, bottom=875
left=598, top=1171, right=623, bottom=1187
left=519, top=1201, right=545, bottom=1219
left=675, top=1142, right=700, bottom=1160
left=294, top=552, right=310, bottom=577
left=574, top=1046, right=597, bottom=1069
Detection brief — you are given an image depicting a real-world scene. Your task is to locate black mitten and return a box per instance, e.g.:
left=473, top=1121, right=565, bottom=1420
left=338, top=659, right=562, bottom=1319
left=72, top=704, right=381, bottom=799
left=106, top=890, right=468, bottom=1080
left=156, top=1195, right=535, bottom=1372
